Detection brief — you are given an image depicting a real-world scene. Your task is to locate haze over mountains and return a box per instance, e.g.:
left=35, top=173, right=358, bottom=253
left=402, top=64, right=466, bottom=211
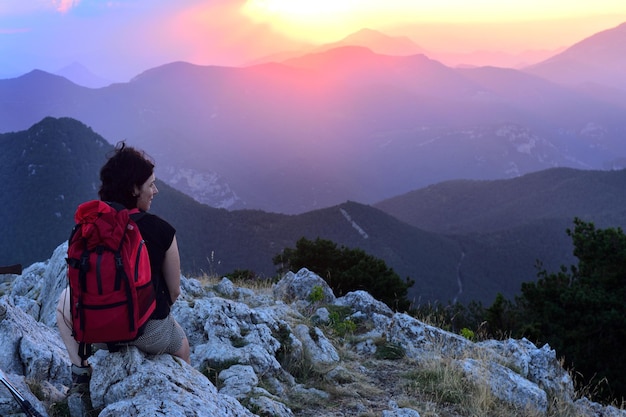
left=2, top=117, right=626, bottom=307
left=258, top=28, right=560, bottom=70
left=2, top=23, right=626, bottom=215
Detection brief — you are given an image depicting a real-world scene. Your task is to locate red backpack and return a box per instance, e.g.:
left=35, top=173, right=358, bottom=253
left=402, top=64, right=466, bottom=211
left=66, top=200, right=156, bottom=359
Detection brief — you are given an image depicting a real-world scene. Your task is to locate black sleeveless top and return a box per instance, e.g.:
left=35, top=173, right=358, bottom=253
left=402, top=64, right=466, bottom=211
left=135, top=212, right=176, bottom=320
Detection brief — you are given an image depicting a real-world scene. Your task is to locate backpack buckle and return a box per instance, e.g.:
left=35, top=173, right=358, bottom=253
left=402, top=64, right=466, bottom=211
left=79, top=252, right=90, bottom=272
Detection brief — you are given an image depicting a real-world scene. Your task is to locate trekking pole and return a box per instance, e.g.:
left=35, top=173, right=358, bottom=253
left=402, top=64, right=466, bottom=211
left=0, top=265, right=43, bottom=416
left=0, top=368, right=45, bottom=417
left=0, top=264, right=22, bottom=275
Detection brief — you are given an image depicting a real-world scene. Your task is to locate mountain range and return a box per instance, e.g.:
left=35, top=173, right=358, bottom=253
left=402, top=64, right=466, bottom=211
left=244, top=28, right=558, bottom=72
left=526, top=22, right=626, bottom=91
left=1, top=23, right=626, bottom=215
left=2, top=118, right=625, bottom=308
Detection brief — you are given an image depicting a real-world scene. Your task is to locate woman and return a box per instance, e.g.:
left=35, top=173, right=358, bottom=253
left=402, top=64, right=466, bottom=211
left=56, top=142, right=190, bottom=392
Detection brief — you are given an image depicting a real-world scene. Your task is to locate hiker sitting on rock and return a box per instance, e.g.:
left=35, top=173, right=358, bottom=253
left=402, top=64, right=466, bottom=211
left=56, top=142, right=191, bottom=394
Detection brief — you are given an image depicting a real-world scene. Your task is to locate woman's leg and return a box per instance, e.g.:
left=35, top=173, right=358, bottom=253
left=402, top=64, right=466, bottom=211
left=174, top=334, right=191, bottom=364
left=56, top=287, right=87, bottom=367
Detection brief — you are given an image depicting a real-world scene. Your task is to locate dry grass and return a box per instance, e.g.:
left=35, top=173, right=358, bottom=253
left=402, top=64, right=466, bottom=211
left=402, top=355, right=543, bottom=417
left=181, top=274, right=618, bottom=417
left=197, top=272, right=276, bottom=294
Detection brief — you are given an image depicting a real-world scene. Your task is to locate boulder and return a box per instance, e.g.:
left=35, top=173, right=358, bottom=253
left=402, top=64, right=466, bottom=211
left=90, top=347, right=255, bottom=417
left=273, top=268, right=336, bottom=306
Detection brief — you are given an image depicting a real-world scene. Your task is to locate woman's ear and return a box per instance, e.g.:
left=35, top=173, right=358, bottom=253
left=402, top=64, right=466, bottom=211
left=132, top=186, right=140, bottom=197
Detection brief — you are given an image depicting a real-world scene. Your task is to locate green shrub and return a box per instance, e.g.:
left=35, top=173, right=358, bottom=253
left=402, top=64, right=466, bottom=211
left=308, top=285, right=325, bottom=303
left=460, top=328, right=476, bottom=341
left=274, top=237, right=414, bottom=311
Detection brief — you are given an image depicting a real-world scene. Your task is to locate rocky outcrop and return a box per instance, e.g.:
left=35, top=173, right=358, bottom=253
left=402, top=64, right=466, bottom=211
left=0, top=242, right=624, bottom=416
left=90, top=347, right=255, bottom=417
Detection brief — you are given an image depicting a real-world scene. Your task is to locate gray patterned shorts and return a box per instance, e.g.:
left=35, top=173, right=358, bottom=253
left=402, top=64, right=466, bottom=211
left=128, top=314, right=185, bottom=355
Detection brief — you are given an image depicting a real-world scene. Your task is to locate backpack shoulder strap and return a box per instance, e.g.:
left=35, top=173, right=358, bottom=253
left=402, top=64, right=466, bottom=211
left=129, top=209, right=146, bottom=223
left=106, top=201, right=126, bottom=212
left=104, top=201, right=145, bottom=223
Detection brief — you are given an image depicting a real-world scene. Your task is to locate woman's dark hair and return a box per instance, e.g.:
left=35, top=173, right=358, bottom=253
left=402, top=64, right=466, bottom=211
left=99, top=142, right=155, bottom=209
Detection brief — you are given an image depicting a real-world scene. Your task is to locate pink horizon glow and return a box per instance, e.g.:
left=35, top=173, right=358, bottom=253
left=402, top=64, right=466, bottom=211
left=0, top=1, right=625, bottom=81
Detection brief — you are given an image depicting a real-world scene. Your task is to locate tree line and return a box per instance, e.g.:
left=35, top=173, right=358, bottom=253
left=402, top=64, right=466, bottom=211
left=412, top=218, right=626, bottom=405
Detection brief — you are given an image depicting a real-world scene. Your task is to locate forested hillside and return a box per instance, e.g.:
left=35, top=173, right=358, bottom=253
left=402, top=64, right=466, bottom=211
left=3, top=117, right=624, bottom=306
left=374, top=168, right=626, bottom=233
left=0, top=118, right=462, bottom=303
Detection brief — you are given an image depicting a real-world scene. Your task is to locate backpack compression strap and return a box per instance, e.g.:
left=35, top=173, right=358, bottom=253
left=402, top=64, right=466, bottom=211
left=78, top=342, right=92, bottom=362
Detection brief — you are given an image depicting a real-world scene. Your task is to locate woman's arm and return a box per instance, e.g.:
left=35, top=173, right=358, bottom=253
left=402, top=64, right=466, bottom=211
left=162, top=235, right=181, bottom=304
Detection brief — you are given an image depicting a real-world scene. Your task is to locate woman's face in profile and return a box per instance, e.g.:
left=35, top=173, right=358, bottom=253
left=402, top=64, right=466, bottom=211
left=135, top=173, right=158, bottom=211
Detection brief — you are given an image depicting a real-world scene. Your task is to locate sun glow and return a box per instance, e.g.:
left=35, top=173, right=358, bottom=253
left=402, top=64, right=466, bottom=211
left=244, top=0, right=355, bottom=19
left=241, top=0, right=387, bottom=43
left=241, top=0, right=626, bottom=44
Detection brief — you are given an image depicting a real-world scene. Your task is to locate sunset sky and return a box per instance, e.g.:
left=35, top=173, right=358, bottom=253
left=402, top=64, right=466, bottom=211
left=1, top=0, right=626, bottom=82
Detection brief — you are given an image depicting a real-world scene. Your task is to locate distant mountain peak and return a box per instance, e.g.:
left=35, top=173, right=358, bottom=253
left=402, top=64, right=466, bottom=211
left=339, top=28, right=411, bottom=44
left=22, top=69, right=63, bottom=79
left=15, top=69, right=77, bottom=87
left=347, top=28, right=385, bottom=37
left=614, top=21, right=626, bottom=30
left=524, top=21, right=626, bottom=89
left=315, top=27, right=427, bottom=57
left=55, top=62, right=114, bottom=88
left=566, top=20, right=626, bottom=51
